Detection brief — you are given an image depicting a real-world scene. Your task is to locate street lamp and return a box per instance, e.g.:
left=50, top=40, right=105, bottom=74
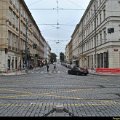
left=94, top=1, right=97, bottom=69
left=25, top=19, right=32, bottom=73
left=25, top=19, right=28, bottom=73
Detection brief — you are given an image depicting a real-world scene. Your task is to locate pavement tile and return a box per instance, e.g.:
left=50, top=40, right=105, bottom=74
left=0, top=64, right=120, bottom=116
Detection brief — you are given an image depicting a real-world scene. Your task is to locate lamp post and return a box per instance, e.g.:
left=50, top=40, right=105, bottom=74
left=94, top=1, right=97, bottom=69
left=25, top=19, right=28, bottom=73
left=82, top=19, right=84, bottom=67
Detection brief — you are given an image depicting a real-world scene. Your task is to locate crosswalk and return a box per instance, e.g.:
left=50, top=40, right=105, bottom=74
left=29, top=70, right=68, bottom=74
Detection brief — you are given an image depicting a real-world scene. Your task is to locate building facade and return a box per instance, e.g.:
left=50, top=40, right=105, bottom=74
left=71, top=24, right=80, bottom=66
left=0, top=0, right=49, bottom=72
left=66, top=0, right=120, bottom=68
left=44, top=40, right=51, bottom=64
left=66, top=39, right=73, bottom=64
left=65, top=44, right=69, bottom=63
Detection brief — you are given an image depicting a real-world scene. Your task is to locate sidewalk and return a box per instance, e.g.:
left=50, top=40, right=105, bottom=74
left=89, top=69, right=120, bottom=76
left=0, top=70, right=26, bottom=76
left=0, top=66, right=46, bottom=76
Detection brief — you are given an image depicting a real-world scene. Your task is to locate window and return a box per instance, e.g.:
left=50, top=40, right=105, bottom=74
left=92, top=38, right=94, bottom=48
left=103, top=29, right=107, bottom=43
left=12, top=57, right=14, bottom=69
left=103, top=9, right=106, bottom=20
left=100, top=12, right=102, bottom=23
left=8, top=31, right=11, bottom=47
left=104, top=52, right=109, bottom=68
left=96, top=34, right=98, bottom=46
left=9, top=8, right=12, bottom=23
left=9, top=32, right=13, bottom=48
left=100, top=31, right=102, bottom=44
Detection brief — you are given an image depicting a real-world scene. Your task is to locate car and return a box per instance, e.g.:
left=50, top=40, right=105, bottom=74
left=68, top=66, right=89, bottom=76
left=67, top=64, right=72, bottom=69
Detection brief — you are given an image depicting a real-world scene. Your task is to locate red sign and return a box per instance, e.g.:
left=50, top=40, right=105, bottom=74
left=96, top=68, right=120, bottom=73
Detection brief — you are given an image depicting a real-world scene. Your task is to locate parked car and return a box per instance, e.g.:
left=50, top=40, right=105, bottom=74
left=61, top=62, right=71, bottom=68
left=68, top=66, right=89, bottom=76
left=67, top=64, right=72, bottom=69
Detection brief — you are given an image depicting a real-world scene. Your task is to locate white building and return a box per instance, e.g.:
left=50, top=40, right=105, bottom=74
left=68, top=0, right=120, bottom=68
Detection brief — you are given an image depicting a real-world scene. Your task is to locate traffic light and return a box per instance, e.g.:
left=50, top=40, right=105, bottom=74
left=108, top=28, right=114, bottom=34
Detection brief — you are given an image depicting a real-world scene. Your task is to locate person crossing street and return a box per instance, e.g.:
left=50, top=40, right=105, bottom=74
left=53, top=63, right=57, bottom=73
left=46, top=64, right=49, bottom=72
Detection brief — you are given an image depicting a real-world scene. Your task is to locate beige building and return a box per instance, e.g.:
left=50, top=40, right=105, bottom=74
left=66, top=0, right=120, bottom=68
left=71, top=24, right=80, bottom=66
left=65, top=39, right=73, bottom=64
left=65, top=44, right=69, bottom=63
left=44, top=40, right=51, bottom=64
left=0, top=0, right=48, bottom=72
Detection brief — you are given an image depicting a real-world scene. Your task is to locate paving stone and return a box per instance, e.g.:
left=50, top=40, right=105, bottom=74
left=0, top=64, right=120, bottom=116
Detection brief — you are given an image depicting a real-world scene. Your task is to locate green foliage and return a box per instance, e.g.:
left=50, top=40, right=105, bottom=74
left=50, top=53, right=57, bottom=63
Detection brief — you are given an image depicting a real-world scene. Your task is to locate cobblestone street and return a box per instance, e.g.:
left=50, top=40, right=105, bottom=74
left=0, top=64, right=120, bottom=117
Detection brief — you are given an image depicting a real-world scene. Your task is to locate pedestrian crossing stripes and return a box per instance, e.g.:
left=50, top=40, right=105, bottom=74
left=29, top=71, right=68, bottom=74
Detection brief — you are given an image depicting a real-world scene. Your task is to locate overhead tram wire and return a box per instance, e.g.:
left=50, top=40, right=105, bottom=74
left=1, top=8, right=120, bottom=12
left=56, top=0, right=60, bottom=28
left=14, top=8, right=120, bottom=13
left=37, top=24, right=76, bottom=26
left=64, top=0, right=83, bottom=8
left=45, top=39, right=69, bottom=41
left=27, top=0, right=47, bottom=6
left=29, top=8, right=86, bottom=11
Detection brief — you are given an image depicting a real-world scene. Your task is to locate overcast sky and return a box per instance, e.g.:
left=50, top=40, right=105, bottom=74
left=24, top=0, right=90, bottom=57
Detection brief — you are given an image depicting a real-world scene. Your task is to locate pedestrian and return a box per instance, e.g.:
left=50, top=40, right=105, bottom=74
left=53, top=64, right=57, bottom=73
left=47, top=64, right=49, bottom=72
left=54, top=64, right=56, bottom=70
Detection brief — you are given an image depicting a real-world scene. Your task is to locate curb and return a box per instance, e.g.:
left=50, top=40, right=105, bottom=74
left=0, top=71, right=27, bottom=76
left=89, top=72, right=120, bottom=76
left=0, top=67, right=44, bottom=76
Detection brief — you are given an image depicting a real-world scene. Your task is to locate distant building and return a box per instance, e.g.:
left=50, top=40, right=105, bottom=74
left=65, top=45, right=69, bottom=63
left=65, top=0, right=120, bottom=68
left=44, top=40, right=51, bottom=64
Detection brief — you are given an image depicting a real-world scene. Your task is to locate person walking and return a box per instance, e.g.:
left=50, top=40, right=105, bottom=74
left=53, top=64, right=57, bottom=73
left=47, top=64, right=49, bottom=72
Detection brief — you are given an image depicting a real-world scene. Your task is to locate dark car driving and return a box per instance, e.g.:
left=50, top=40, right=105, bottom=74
left=68, top=66, right=89, bottom=76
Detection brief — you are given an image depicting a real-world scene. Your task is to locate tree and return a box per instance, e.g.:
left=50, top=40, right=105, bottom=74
left=50, top=53, right=57, bottom=63
left=60, top=52, right=65, bottom=62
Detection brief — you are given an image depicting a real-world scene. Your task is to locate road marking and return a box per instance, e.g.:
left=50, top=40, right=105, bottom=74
left=0, top=88, right=119, bottom=104
left=0, top=88, right=33, bottom=95
left=0, top=101, right=119, bottom=107
left=28, top=70, right=68, bottom=74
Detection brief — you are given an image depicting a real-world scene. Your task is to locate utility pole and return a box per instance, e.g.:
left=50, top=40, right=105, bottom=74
left=19, top=3, right=21, bottom=70
left=25, top=19, right=28, bottom=73
left=94, top=1, right=97, bottom=69
left=82, top=19, right=84, bottom=67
